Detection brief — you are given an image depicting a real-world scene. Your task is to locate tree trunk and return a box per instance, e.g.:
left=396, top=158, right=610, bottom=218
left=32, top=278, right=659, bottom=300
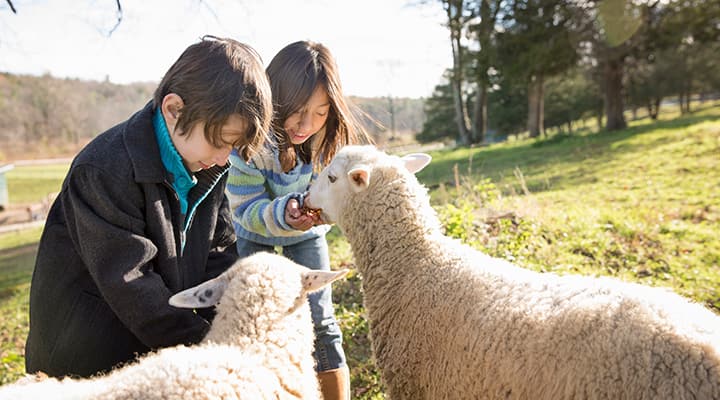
left=678, top=93, right=685, bottom=113
left=387, top=96, right=396, bottom=141
left=446, top=0, right=471, bottom=145
left=471, top=0, right=497, bottom=144
left=684, top=83, right=692, bottom=113
left=603, top=57, right=627, bottom=131
left=452, top=80, right=471, bottom=145
left=649, top=97, right=661, bottom=120
left=472, top=83, right=487, bottom=143
left=527, top=73, right=544, bottom=138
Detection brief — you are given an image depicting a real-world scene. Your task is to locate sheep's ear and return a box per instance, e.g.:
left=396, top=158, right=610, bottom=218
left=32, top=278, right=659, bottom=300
left=302, top=269, right=349, bottom=293
left=401, top=153, right=432, bottom=174
left=348, top=165, right=371, bottom=192
left=169, top=275, right=230, bottom=308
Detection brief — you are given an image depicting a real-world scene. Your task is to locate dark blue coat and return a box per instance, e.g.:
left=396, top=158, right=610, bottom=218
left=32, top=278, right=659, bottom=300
left=25, top=102, right=238, bottom=377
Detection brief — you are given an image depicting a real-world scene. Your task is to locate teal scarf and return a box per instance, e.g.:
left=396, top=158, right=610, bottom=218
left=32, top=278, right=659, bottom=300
left=152, top=109, right=196, bottom=215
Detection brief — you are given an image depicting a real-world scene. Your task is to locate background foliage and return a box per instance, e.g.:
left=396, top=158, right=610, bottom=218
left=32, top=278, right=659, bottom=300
left=0, top=73, right=424, bottom=162
left=425, top=0, right=720, bottom=144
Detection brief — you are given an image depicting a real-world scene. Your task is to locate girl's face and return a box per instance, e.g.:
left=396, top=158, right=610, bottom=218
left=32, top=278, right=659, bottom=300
left=283, top=85, right=330, bottom=145
left=172, top=114, right=247, bottom=172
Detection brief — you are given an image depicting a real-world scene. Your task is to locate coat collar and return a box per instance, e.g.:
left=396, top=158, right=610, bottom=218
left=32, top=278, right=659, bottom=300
left=123, top=101, right=169, bottom=183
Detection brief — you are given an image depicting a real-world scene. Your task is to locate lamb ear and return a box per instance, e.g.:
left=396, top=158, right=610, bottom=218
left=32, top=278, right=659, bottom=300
left=347, top=165, right=371, bottom=192
left=302, top=269, right=349, bottom=293
left=401, top=153, right=432, bottom=174
left=169, top=275, right=230, bottom=309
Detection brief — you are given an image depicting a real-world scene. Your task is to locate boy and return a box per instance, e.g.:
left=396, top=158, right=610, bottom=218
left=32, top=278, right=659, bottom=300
left=25, top=36, right=273, bottom=378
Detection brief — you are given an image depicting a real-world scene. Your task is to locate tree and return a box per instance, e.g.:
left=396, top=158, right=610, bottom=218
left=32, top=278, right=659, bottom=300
left=652, top=0, right=720, bottom=113
left=487, top=73, right=527, bottom=137
left=545, top=67, right=601, bottom=131
left=442, top=0, right=473, bottom=145
left=497, top=0, right=578, bottom=138
left=586, top=0, right=662, bottom=131
left=4, top=0, right=16, bottom=13
left=3, top=0, right=123, bottom=36
left=467, top=0, right=502, bottom=144
left=418, top=72, right=460, bottom=143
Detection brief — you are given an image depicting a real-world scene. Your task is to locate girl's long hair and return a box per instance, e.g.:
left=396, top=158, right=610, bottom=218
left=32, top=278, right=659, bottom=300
left=266, top=41, right=373, bottom=172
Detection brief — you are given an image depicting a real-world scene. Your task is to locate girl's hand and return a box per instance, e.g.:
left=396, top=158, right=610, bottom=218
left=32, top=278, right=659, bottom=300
left=285, top=199, right=315, bottom=231
left=301, top=194, right=325, bottom=226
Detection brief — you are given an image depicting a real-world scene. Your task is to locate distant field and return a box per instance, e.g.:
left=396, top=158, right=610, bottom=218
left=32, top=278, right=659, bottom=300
left=0, top=104, right=718, bottom=396
left=5, top=163, right=69, bottom=205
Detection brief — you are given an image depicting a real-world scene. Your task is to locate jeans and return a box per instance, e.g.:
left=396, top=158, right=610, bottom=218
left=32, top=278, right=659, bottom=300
left=236, top=236, right=347, bottom=371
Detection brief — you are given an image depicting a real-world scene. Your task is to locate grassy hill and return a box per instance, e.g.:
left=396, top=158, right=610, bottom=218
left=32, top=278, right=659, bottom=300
left=419, top=103, right=719, bottom=308
left=0, top=102, right=718, bottom=397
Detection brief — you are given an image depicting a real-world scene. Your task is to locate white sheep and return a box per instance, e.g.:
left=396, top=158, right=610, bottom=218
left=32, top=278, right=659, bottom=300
left=305, top=144, right=720, bottom=400
left=0, top=252, right=348, bottom=400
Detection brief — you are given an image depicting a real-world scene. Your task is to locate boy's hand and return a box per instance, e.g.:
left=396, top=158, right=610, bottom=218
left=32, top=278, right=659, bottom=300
left=285, top=199, right=318, bottom=231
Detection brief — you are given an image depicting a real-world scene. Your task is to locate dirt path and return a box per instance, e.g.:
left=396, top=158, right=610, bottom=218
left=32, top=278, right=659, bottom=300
left=0, top=220, right=45, bottom=235
left=0, top=243, right=39, bottom=259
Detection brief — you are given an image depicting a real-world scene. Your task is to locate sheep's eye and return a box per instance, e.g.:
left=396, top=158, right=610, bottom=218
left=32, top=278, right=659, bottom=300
left=328, top=175, right=337, bottom=183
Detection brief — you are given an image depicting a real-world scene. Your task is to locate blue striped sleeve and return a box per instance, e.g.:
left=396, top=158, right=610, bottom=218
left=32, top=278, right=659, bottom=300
left=226, top=150, right=303, bottom=238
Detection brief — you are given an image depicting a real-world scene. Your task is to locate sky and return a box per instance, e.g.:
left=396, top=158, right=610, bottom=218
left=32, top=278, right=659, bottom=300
left=0, top=0, right=452, bottom=98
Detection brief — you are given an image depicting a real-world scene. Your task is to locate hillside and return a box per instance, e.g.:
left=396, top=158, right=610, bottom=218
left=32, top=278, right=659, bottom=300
left=0, top=73, right=156, bottom=160
left=0, top=72, right=425, bottom=161
left=419, top=102, right=720, bottom=309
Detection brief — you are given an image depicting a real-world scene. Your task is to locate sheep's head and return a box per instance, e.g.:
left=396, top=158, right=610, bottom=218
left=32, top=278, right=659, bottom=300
left=305, top=145, right=431, bottom=224
left=169, top=252, right=348, bottom=321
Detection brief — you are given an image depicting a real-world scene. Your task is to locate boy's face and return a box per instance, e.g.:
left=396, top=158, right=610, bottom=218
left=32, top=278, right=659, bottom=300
left=172, top=114, right=247, bottom=172
left=283, top=84, right=330, bottom=145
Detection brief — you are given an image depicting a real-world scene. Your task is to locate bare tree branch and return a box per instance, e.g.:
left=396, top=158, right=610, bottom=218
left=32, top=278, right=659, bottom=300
left=6, top=0, right=17, bottom=14
left=198, top=0, right=221, bottom=23
left=106, top=0, right=122, bottom=37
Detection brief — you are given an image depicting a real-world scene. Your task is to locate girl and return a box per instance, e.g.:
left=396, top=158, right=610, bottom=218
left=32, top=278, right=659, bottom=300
left=25, top=36, right=273, bottom=378
left=226, top=40, right=372, bottom=400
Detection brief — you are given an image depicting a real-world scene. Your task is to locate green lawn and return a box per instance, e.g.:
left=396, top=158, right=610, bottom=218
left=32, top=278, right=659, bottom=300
left=0, top=104, right=718, bottom=396
left=5, top=163, right=69, bottom=205
left=0, top=227, right=41, bottom=385
left=422, top=103, right=720, bottom=313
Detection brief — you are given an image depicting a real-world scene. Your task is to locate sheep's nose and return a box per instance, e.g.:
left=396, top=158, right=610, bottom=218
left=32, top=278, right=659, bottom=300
left=304, top=194, right=314, bottom=208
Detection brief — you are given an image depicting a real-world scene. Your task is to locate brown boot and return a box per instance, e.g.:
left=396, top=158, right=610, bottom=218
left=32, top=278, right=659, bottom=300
left=317, top=366, right=351, bottom=400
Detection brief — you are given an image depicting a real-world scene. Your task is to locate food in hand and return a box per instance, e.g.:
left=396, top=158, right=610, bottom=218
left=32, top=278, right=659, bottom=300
left=301, top=205, right=323, bottom=218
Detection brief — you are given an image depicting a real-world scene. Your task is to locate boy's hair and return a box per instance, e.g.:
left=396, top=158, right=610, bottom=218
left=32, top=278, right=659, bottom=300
left=153, top=35, right=273, bottom=161
left=266, top=40, right=373, bottom=172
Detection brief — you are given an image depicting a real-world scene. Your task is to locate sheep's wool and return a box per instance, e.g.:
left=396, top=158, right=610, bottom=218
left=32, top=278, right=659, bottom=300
left=307, top=145, right=720, bottom=400
left=0, top=253, right=346, bottom=400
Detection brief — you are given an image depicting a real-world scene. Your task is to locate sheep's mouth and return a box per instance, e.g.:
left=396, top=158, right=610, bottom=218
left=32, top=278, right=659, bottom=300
left=301, top=205, right=331, bottom=224
left=301, top=205, right=322, bottom=218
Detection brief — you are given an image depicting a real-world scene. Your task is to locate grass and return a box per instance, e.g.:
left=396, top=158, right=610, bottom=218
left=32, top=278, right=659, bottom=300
left=0, top=103, right=718, bottom=396
left=5, top=164, right=69, bottom=205
left=0, top=227, right=41, bottom=384
left=423, top=103, right=720, bottom=314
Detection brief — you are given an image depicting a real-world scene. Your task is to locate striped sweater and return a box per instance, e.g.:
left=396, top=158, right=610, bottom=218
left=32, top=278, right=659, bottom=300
left=226, top=146, right=330, bottom=246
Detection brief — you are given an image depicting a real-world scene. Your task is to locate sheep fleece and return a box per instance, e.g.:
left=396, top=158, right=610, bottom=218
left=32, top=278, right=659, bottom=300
left=0, top=253, right=326, bottom=400
left=325, top=145, right=720, bottom=400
